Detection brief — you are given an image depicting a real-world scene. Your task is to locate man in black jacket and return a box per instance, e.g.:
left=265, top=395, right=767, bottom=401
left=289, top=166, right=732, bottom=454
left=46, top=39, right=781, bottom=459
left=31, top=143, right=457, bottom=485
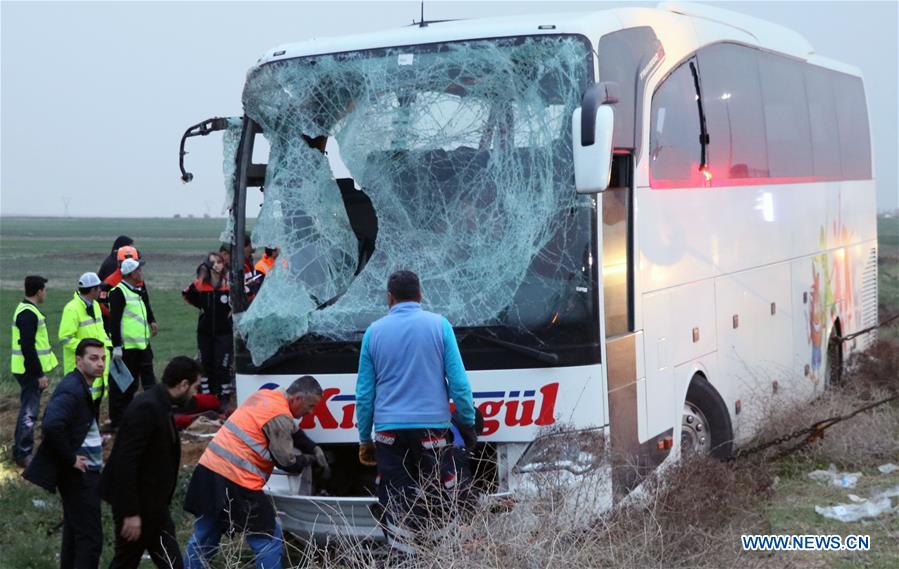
left=24, top=338, right=107, bottom=569
left=98, top=235, right=134, bottom=282
left=102, top=356, right=201, bottom=569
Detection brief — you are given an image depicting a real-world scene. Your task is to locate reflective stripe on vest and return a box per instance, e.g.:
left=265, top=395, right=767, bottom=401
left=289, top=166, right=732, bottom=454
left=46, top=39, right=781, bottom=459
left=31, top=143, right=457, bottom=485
left=198, top=389, right=292, bottom=490
left=11, top=348, right=54, bottom=356
left=11, top=302, right=58, bottom=374
left=112, top=284, right=149, bottom=350
left=222, top=420, right=273, bottom=462
left=206, top=441, right=269, bottom=480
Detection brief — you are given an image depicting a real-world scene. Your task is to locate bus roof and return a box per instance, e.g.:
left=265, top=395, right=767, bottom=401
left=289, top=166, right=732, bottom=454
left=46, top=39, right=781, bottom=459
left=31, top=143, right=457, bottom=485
left=253, top=2, right=860, bottom=78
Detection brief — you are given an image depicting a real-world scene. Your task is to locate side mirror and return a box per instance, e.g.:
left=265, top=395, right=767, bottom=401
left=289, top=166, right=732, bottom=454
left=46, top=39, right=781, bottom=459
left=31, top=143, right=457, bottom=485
left=572, top=82, right=617, bottom=194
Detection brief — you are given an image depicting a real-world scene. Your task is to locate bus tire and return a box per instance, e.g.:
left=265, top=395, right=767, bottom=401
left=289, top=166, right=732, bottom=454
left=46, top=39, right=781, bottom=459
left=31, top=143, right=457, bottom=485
left=682, top=376, right=733, bottom=459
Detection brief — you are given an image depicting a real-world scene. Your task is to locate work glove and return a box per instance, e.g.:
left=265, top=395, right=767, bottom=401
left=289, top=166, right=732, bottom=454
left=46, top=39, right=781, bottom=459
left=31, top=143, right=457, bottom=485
left=112, top=346, right=123, bottom=359
left=359, top=441, right=377, bottom=466
left=281, top=452, right=312, bottom=474
left=458, top=424, right=478, bottom=450
left=312, top=446, right=332, bottom=479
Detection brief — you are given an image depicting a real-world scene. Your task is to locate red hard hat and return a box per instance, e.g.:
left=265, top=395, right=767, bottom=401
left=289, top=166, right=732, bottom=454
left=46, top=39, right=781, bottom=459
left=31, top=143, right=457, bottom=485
left=117, top=245, right=139, bottom=262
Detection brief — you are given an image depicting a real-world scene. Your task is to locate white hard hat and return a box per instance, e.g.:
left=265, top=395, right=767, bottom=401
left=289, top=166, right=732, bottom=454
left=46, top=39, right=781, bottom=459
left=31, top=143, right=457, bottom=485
left=77, top=272, right=102, bottom=288
left=120, top=258, right=145, bottom=276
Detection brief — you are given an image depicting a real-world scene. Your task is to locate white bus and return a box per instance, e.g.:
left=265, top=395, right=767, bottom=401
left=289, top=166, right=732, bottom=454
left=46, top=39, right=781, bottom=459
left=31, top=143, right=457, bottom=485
left=181, top=1, right=877, bottom=539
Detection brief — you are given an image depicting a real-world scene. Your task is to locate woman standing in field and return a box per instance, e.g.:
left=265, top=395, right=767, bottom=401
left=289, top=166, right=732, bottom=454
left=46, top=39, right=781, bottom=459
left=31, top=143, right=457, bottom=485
left=182, top=253, right=234, bottom=406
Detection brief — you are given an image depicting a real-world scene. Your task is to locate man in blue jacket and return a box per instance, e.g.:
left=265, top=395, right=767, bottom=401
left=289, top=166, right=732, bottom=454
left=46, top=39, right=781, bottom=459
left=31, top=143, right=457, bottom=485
left=24, top=338, right=107, bottom=569
left=355, top=270, right=477, bottom=555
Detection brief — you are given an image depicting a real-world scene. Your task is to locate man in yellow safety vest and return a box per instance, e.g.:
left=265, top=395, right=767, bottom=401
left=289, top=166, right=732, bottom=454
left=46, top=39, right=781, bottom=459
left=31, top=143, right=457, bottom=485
left=59, top=272, right=112, bottom=415
left=11, top=275, right=59, bottom=468
left=107, top=258, right=158, bottom=430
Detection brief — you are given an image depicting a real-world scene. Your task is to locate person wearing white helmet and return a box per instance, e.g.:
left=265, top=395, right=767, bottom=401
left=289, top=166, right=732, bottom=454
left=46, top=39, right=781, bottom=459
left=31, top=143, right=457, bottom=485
left=59, top=272, right=113, bottom=415
left=107, top=258, right=158, bottom=430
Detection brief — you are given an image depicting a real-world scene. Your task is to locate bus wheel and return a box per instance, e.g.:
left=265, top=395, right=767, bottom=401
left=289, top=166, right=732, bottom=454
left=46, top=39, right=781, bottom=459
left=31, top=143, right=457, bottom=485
left=681, top=401, right=712, bottom=455
left=824, top=330, right=843, bottom=388
left=682, top=378, right=734, bottom=459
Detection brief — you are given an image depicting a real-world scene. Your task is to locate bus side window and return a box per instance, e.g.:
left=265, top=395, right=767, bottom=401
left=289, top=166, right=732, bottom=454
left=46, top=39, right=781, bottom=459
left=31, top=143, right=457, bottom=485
left=804, top=65, right=842, bottom=179
left=649, top=62, right=702, bottom=186
left=696, top=44, right=768, bottom=181
left=758, top=52, right=813, bottom=178
left=831, top=73, right=872, bottom=180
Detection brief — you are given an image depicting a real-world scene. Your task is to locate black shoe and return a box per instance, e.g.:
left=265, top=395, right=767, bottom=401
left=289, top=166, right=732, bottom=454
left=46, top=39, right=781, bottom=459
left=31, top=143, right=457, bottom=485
left=14, top=455, right=32, bottom=469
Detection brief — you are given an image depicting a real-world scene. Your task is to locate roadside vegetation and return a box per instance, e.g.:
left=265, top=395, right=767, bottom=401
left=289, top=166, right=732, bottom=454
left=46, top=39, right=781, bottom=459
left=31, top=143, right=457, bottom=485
left=0, top=216, right=896, bottom=568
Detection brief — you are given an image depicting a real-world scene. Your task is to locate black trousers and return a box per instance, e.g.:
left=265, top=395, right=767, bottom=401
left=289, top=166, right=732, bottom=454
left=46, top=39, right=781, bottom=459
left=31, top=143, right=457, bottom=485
left=58, top=470, right=103, bottom=569
left=109, top=509, right=183, bottom=569
left=374, top=429, right=470, bottom=552
left=13, top=373, right=42, bottom=462
left=109, top=347, right=155, bottom=427
left=197, top=333, right=232, bottom=399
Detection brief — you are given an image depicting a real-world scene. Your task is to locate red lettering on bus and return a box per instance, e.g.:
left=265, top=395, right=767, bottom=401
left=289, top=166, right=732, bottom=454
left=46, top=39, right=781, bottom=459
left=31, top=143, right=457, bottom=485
left=535, top=383, right=559, bottom=426
left=479, top=400, right=504, bottom=436
left=339, top=402, right=356, bottom=429
left=504, top=400, right=536, bottom=427
left=299, top=387, right=340, bottom=429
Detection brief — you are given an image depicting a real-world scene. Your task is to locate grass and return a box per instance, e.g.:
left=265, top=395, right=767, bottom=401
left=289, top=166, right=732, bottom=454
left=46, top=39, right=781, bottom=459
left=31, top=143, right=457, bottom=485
left=766, top=462, right=899, bottom=569
left=0, top=463, right=199, bottom=569
left=0, top=217, right=235, bottom=567
left=0, top=288, right=199, bottom=397
left=0, top=217, right=253, bottom=289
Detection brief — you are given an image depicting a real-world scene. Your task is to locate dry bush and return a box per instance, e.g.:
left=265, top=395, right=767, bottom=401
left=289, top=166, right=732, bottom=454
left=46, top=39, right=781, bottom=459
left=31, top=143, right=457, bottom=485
left=287, top=453, right=777, bottom=569
left=746, top=338, right=899, bottom=469
left=845, top=337, right=899, bottom=394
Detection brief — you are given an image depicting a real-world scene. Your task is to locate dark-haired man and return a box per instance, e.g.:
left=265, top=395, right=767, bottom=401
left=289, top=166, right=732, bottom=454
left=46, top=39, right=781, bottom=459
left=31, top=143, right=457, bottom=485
left=11, top=275, right=58, bottom=467
left=355, top=270, right=477, bottom=555
left=24, top=338, right=107, bottom=569
left=183, top=375, right=327, bottom=569
left=102, top=356, right=202, bottom=569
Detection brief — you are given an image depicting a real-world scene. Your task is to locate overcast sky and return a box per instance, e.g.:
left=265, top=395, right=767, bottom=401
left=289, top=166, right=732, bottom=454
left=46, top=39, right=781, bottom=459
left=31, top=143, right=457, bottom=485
left=1, top=0, right=897, bottom=217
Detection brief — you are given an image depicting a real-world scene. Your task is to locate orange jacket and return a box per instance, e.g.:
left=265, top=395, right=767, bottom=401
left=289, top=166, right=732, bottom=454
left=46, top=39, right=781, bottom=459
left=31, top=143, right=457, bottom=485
left=254, top=254, right=275, bottom=275
left=198, top=389, right=291, bottom=490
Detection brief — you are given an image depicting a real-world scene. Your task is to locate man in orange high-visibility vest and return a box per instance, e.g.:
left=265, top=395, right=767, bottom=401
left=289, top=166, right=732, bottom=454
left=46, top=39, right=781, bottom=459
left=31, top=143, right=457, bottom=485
left=182, top=376, right=327, bottom=569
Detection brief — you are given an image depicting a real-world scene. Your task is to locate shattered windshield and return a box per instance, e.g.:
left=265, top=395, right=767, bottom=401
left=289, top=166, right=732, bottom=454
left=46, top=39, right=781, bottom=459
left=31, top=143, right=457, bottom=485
left=238, top=34, right=598, bottom=366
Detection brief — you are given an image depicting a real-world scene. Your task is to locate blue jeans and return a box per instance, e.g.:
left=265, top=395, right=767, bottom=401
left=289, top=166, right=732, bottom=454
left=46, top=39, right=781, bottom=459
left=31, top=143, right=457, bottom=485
left=13, top=374, right=42, bottom=462
left=184, top=515, right=283, bottom=569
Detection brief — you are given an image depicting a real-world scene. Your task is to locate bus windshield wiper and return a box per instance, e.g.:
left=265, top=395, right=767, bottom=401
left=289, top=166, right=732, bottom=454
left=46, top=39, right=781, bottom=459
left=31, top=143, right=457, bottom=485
left=688, top=61, right=710, bottom=174
left=462, top=332, right=559, bottom=365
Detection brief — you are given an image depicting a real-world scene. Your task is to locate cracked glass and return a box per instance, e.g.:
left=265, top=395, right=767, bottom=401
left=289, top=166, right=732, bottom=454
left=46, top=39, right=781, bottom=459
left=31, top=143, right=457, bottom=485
left=236, top=35, right=597, bottom=365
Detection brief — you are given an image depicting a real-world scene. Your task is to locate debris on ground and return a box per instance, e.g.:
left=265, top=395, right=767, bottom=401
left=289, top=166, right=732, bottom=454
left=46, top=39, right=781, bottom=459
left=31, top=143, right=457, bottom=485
left=816, top=496, right=892, bottom=522
left=807, top=464, right=862, bottom=488
left=183, top=416, right=222, bottom=438
left=815, top=485, right=899, bottom=522
left=878, top=463, right=898, bottom=474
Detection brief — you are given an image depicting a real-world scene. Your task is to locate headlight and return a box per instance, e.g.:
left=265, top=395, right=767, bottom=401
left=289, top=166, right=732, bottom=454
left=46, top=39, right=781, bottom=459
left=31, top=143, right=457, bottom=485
left=513, top=427, right=606, bottom=475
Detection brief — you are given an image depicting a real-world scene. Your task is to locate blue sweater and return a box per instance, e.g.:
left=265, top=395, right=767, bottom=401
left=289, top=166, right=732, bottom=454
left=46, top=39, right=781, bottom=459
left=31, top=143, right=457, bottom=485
left=355, top=302, right=475, bottom=443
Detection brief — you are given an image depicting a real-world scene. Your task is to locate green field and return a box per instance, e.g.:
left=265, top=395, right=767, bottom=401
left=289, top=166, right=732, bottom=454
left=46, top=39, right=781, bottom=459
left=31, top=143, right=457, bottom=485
left=0, top=217, right=238, bottom=393
left=0, top=217, right=243, bottom=290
